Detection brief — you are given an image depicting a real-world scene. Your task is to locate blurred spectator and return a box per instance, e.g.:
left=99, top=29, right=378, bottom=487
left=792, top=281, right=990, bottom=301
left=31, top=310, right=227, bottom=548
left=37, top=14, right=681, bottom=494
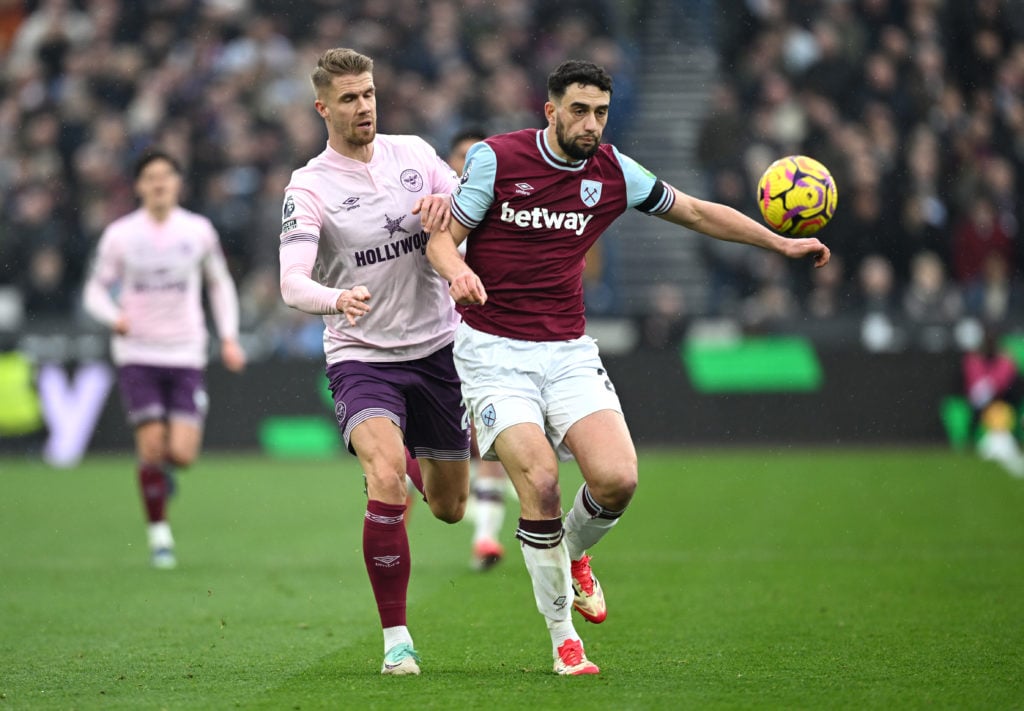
left=740, top=252, right=801, bottom=331
left=638, top=283, right=687, bottom=350
left=700, top=167, right=760, bottom=316
left=951, top=192, right=1016, bottom=296
left=964, top=252, right=1021, bottom=324
left=856, top=253, right=906, bottom=352
left=902, top=250, right=964, bottom=351
left=696, top=81, right=747, bottom=177
left=804, top=253, right=848, bottom=320
left=2, top=181, right=78, bottom=318
left=6, top=0, right=94, bottom=77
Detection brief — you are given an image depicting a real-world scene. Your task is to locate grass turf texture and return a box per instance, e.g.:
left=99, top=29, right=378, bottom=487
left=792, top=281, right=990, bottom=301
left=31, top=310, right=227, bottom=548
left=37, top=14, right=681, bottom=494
left=1, top=449, right=1022, bottom=710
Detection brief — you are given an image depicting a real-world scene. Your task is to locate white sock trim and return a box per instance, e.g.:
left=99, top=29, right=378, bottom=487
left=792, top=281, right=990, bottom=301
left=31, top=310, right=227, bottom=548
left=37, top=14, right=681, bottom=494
left=383, top=625, right=413, bottom=654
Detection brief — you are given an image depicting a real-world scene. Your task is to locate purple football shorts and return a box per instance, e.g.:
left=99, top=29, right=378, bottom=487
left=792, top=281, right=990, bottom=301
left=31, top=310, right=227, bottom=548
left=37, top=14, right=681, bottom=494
left=117, top=364, right=207, bottom=427
left=326, top=342, right=470, bottom=461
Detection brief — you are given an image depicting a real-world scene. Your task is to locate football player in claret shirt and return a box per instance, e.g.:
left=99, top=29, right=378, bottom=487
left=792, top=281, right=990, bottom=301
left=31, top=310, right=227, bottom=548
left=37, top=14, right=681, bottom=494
left=278, top=48, right=471, bottom=676
left=83, top=149, right=246, bottom=570
left=427, top=59, right=831, bottom=675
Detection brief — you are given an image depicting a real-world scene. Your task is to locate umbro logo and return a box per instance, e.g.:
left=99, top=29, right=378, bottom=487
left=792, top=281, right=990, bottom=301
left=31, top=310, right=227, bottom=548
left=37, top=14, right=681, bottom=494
left=373, top=555, right=401, bottom=568
left=342, top=197, right=360, bottom=211
left=514, top=182, right=534, bottom=196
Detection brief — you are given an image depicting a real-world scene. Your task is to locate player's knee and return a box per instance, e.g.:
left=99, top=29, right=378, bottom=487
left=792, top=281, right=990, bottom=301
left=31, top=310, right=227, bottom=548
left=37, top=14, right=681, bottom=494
left=166, top=446, right=198, bottom=468
left=589, top=465, right=638, bottom=510
left=137, top=441, right=166, bottom=465
left=530, top=476, right=563, bottom=516
left=366, top=469, right=408, bottom=505
left=428, top=494, right=467, bottom=524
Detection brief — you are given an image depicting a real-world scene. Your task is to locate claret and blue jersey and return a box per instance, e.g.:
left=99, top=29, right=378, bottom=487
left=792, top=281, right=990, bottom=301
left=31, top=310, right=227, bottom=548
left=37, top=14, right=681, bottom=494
left=450, top=128, right=674, bottom=342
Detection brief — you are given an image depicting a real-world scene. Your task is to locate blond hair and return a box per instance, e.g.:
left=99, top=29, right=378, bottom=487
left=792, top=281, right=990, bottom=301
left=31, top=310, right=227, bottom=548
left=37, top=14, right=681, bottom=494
left=311, top=48, right=374, bottom=94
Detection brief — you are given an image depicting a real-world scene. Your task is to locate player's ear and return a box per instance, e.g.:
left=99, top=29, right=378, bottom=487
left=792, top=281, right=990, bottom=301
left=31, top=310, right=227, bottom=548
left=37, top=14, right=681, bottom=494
left=543, top=101, right=556, bottom=125
left=314, top=99, right=328, bottom=119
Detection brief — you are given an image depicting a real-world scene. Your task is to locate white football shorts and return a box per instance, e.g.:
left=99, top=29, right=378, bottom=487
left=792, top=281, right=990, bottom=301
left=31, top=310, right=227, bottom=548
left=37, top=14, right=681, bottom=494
left=453, top=321, right=623, bottom=462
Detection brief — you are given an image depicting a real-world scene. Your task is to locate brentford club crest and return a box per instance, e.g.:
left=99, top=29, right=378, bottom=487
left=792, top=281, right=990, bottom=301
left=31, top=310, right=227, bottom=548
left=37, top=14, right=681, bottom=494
left=580, top=179, right=602, bottom=207
left=400, top=169, right=424, bottom=192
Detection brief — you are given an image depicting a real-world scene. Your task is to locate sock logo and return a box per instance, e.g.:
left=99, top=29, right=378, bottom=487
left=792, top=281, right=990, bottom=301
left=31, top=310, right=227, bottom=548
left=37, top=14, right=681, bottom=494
left=373, top=555, right=401, bottom=568
left=553, top=595, right=568, bottom=611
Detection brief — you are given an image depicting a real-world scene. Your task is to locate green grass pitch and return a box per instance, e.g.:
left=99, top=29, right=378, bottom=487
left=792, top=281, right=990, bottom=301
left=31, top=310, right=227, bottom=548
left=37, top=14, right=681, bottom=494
left=1, top=448, right=1022, bottom=709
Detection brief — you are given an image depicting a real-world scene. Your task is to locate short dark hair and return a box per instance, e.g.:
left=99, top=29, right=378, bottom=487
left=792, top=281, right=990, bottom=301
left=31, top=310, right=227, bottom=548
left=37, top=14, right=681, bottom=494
left=449, top=126, right=487, bottom=151
left=133, top=148, right=181, bottom=179
left=547, top=60, right=613, bottom=100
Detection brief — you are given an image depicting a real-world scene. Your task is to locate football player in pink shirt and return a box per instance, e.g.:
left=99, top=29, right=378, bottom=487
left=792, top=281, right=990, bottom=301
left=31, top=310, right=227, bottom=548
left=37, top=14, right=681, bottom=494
left=428, top=60, right=831, bottom=675
left=83, top=149, right=246, bottom=570
left=279, top=48, right=471, bottom=676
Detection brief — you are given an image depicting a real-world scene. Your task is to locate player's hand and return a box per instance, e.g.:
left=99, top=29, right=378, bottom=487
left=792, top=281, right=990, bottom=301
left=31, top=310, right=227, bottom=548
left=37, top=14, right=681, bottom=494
left=337, top=285, right=372, bottom=325
left=113, top=316, right=129, bottom=335
left=221, top=339, right=246, bottom=373
left=784, top=238, right=831, bottom=268
left=449, top=271, right=487, bottom=306
left=412, top=194, right=451, bottom=233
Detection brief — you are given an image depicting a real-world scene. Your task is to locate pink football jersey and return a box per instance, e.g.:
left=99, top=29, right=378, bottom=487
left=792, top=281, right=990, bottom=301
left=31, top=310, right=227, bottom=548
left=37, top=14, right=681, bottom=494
left=280, top=136, right=460, bottom=364
left=83, top=207, right=240, bottom=368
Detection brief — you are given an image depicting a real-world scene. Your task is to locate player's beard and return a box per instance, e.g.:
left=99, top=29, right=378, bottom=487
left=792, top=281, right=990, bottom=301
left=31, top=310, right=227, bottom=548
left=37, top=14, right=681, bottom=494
left=341, top=115, right=375, bottom=147
left=555, top=117, right=601, bottom=161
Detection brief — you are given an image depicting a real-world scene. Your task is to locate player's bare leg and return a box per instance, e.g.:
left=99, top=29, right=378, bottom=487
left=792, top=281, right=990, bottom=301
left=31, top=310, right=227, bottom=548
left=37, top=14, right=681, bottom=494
left=166, top=419, right=202, bottom=468
left=349, top=417, right=421, bottom=674
left=470, top=457, right=508, bottom=570
left=418, top=458, right=469, bottom=524
left=402, top=449, right=423, bottom=527
left=134, top=421, right=177, bottom=568
left=561, top=409, right=638, bottom=624
left=494, top=423, right=599, bottom=675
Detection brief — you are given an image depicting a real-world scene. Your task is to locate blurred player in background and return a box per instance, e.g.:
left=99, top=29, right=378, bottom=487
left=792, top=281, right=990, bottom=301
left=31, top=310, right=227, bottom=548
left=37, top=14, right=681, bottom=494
left=448, top=127, right=511, bottom=571
left=428, top=59, right=831, bottom=675
left=963, top=324, right=1024, bottom=477
left=82, top=149, right=246, bottom=570
left=278, top=48, right=470, bottom=676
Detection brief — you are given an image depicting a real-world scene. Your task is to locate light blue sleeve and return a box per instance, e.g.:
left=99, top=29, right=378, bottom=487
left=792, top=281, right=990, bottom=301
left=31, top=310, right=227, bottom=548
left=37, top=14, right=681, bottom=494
left=450, top=142, right=497, bottom=229
left=611, top=146, right=660, bottom=208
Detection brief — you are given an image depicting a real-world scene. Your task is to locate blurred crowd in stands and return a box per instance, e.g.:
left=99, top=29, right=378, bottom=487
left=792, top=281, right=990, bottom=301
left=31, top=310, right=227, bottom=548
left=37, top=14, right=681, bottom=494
left=0, top=0, right=633, bottom=357
left=0, top=0, right=1022, bottom=358
left=695, top=0, right=1024, bottom=351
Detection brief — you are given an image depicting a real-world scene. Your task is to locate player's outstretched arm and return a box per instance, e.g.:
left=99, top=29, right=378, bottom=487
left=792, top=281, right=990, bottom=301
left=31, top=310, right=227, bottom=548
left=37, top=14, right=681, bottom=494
left=659, top=187, right=831, bottom=268
left=426, top=222, right=487, bottom=306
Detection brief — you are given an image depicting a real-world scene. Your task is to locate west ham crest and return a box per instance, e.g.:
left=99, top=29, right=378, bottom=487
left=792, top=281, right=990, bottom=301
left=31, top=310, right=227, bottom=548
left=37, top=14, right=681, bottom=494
left=580, top=180, right=602, bottom=207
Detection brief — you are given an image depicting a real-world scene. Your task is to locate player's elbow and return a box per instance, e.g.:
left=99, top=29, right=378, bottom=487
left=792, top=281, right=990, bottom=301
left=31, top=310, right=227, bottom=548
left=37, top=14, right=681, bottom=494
left=279, top=275, right=303, bottom=309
